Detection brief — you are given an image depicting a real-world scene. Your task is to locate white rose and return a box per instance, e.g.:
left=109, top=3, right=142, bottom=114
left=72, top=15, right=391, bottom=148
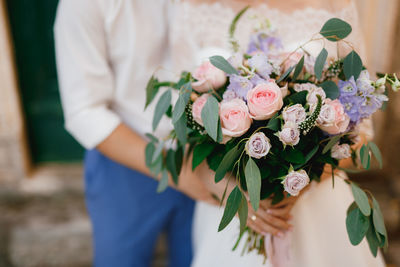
left=245, top=132, right=271, bottom=159
left=307, top=86, right=326, bottom=105
left=317, top=103, right=335, bottom=125
left=331, top=143, right=351, bottom=160
left=282, top=104, right=306, bottom=124
left=283, top=169, right=310, bottom=196
left=278, top=122, right=300, bottom=146
left=293, top=83, right=315, bottom=92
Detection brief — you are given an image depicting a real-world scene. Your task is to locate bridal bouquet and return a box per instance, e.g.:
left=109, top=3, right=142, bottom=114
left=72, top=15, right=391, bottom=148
left=145, top=7, right=398, bottom=259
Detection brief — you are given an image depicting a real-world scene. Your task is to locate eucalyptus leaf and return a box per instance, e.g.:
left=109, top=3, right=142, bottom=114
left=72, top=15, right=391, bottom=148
left=157, top=169, right=169, bottom=193
left=238, top=192, right=248, bottom=234
left=166, top=149, right=178, bottom=185
left=145, top=75, right=159, bottom=109
left=320, top=18, right=352, bottom=41
left=320, top=80, right=340, bottom=99
left=314, top=48, right=328, bottom=80
left=292, top=55, right=305, bottom=81
left=215, top=145, right=241, bottom=183
left=152, top=141, right=165, bottom=163
left=173, top=115, right=187, bottom=145
left=218, top=186, right=242, bottom=231
left=152, top=90, right=172, bottom=131
left=360, top=144, right=371, bottom=170
left=322, top=135, right=341, bottom=154
left=368, top=142, right=383, bottom=169
left=372, top=197, right=387, bottom=237
left=346, top=207, right=369, bottom=245
left=343, top=51, right=363, bottom=80
left=245, top=158, right=262, bottom=211
left=201, top=96, right=221, bottom=142
left=266, top=115, right=280, bottom=131
left=145, top=133, right=159, bottom=143
left=351, top=183, right=371, bottom=216
left=210, top=55, right=238, bottom=75
left=172, top=96, right=187, bottom=124
left=366, top=221, right=380, bottom=257
left=192, top=143, right=215, bottom=170
left=145, top=142, right=156, bottom=168
left=304, top=145, right=319, bottom=164
left=277, top=66, right=295, bottom=83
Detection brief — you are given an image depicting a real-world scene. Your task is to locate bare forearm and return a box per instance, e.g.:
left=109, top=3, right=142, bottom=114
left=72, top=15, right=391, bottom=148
left=96, top=123, right=153, bottom=177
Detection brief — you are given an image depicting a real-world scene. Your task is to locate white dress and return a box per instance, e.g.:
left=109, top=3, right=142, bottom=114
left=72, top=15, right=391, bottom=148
left=168, top=2, right=386, bottom=266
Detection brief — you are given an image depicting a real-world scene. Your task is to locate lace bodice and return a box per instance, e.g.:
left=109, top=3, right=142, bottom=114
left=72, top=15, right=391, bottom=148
left=168, top=1, right=364, bottom=71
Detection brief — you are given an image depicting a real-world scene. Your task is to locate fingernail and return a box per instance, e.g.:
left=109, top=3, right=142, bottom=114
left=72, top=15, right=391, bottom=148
left=277, top=232, right=284, bottom=238
left=266, top=209, right=272, bottom=214
left=261, top=232, right=268, bottom=236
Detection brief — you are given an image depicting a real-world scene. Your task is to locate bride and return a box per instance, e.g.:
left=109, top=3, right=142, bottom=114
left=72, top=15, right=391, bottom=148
left=168, top=0, right=387, bottom=266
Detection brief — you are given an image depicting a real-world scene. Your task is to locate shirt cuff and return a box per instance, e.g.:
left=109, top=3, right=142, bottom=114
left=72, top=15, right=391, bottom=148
left=65, top=106, right=121, bottom=149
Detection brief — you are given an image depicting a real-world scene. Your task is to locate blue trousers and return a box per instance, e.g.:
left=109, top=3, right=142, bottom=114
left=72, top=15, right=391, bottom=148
left=84, top=149, right=195, bottom=267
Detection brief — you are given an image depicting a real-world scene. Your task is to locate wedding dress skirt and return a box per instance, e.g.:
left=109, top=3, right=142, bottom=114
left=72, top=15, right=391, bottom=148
left=191, top=172, right=386, bottom=267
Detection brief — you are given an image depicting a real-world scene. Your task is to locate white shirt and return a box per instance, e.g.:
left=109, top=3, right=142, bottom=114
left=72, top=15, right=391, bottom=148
left=54, top=0, right=173, bottom=149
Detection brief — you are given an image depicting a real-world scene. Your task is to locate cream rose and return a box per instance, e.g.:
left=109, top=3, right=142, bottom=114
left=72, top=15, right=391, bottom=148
left=220, top=98, right=252, bottom=138
left=317, top=99, right=350, bottom=135
left=331, top=143, right=351, bottom=160
left=282, top=104, right=306, bottom=124
left=246, top=82, right=283, bottom=120
left=278, top=122, right=300, bottom=146
left=192, top=61, right=227, bottom=93
left=283, top=170, right=310, bottom=196
left=245, top=132, right=271, bottom=159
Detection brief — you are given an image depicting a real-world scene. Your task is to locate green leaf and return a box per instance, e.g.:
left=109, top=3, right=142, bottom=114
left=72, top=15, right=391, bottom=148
left=368, top=142, right=383, bottom=169
left=215, top=145, right=240, bottom=183
left=343, top=51, right=363, bottom=80
left=314, top=48, right=328, bottom=80
left=284, top=149, right=306, bottom=164
left=172, top=96, right=187, bottom=124
left=266, top=115, right=280, bottom=131
left=218, top=186, right=242, bottom=231
left=145, top=75, right=159, bottom=109
left=152, top=141, right=165, bottom=163
left=320, top=80, right=340, bottom=99
left=286, top=91, right=308, bottom=105
left=277, top=66, right=295, bottom=83
left=351, top=183, right=371, bottom=216
left=149, top=153, right=163, bottom=176
left=360, top=144, right=371, bottom=170
left=372, top=197, right=387, bottom=237
left=304, top=145, right=319, bottom=164
left=292, top=55, right=304, bottom=80
left=152, top=90, right=172, bottom=131
left=229, top=6, right=249, bottom=39
left=145, top=133, right=159, bottom=143
left=238, top=192, right=248, bottom=234
left=245, top=158, right=262, bottom=211
left=347, top=201, right=358, bottom=215
left=166, top=149, right=178, bottom=185
left=157, top=169, right=169, bottom=193
left=210, top=55, right=238, bottom=75
left=319, top=18, right=352, bottom=42
left=145, top=142, right=156, bottom=168
left=366, top=221, right=380, bottom=257
left=173, top=115, right=187, bottom=145
left=201, top=96, right=221, bottom=142
left=322, top=135, right=341, bottom=154
left=192, top=143, right=215, bottom=170
left=346, top=207, right=369, bottom=245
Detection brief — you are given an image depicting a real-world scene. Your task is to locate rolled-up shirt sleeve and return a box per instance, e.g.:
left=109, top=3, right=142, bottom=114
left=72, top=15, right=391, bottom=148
left=54, top=0, right=121, bottom=149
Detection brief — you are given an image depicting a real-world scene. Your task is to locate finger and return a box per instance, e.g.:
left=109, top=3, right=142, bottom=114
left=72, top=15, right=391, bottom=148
left=271, top=196, right=297, bottom=208
left=267, top=204, right=294, bottom=220
left=259, top=199, right=272, bottom=210
left=256, top=209, right=292, bottom=231
left=247, top=220, right=264, bottom=235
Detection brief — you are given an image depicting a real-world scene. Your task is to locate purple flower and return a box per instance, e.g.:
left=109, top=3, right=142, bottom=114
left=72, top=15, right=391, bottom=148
left=339, top=95, right=362, bottom=123
left=356, top=71, right=374, bottom=95
left=247, top=32, right=283, bottom=55
left=248, top=52, right=273, bottom=79
left=222, top=89, right=239, bottom=101
left=250, top=74, right=267, bottom=86
left=227, top=75, right=253, bottom=100
left=339, top=77, right=358, bottom=96
left=359, top=95, right=382, bottom=117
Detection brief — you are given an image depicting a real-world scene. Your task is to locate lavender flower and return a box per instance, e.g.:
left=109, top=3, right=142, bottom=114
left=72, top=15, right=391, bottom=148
left=247, top=32, right=283, bottom=55
left=222, top=90, right=239, bottom=102
left=339, top=77, right=358, bottom=96
left=245, top=132, right=271, bottom=159
left=248, top=52, right=273, bottom=79
left=227, top=75, right=253, bottom=100
left=339, top=95, right=362, bottom=123
left=249, top=74, right=267, bottom=86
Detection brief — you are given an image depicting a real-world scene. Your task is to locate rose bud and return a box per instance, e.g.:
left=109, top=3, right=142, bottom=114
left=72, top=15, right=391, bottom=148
left=245, top=132, right=271, bottom=159
left=192, top=61, right=227, bottom=93
left=283, top=169, right=310, bottom=196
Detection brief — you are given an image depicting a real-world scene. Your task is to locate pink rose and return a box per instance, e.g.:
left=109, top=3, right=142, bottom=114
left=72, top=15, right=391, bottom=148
left=220, top=98, right=252, bottom=138
left=317, top=99, right=350, bottom=135
left=191, top=94, right=210, bottom=125
left=283, top=170, right=310, bottom=196
left=192, top=61, right=227, bottom=93
left=246, top=82, right=283, bottom=120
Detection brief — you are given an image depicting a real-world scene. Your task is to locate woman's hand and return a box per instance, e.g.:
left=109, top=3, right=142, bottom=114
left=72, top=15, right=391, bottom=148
left=247, top=196, right=297, bottom=236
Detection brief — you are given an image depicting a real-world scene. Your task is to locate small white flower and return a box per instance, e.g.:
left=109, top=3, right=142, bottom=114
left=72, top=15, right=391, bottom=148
left=283, top=169, right=310, bottom=196
left=331, top=143, right=351, bottom=160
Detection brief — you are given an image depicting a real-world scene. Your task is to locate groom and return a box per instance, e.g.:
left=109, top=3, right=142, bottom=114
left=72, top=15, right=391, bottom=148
left=53, top=0, right=213, bottom=266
